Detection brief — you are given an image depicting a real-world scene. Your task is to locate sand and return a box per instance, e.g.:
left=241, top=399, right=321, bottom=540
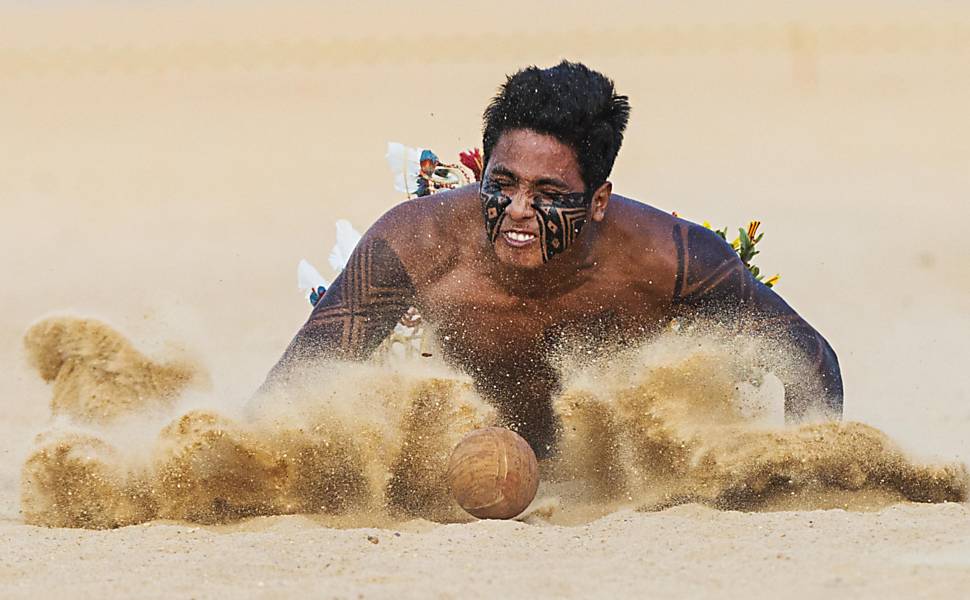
left=2, top=1, right=970, bottom=598
left=3, top=505, right=970, bottom=599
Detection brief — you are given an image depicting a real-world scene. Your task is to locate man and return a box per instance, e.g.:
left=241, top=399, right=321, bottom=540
left=265, top=61, right=842, bottom=456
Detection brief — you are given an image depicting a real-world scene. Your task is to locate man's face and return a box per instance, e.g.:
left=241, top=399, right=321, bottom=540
left=481, top=129, right=595, bottom=270
left=420, top=159, right=436, bottom=176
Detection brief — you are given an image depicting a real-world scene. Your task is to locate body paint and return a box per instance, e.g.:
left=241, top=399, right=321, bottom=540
left=482, top=181, right=512, bottom=244
left=533, top=192, right=589, bottom=262
left=481, top=180, right=591, bottom=262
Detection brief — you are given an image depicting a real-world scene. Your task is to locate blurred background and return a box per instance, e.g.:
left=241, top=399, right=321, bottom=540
left=1, top=1, right=968, bottom=516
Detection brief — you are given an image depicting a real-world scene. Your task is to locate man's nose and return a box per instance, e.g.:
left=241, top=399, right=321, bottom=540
left=505, top=191, right=536, bottom=221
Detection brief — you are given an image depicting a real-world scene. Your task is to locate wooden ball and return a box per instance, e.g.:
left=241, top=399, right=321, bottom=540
left=447, top=427, right=539, bottom=519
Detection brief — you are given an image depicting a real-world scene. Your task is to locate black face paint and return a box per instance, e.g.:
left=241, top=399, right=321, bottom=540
left=481, top=178, right=512, bottom=245
left=480, top=177, right=592, bottom=263
left=533, top=191, right=590, bottom=262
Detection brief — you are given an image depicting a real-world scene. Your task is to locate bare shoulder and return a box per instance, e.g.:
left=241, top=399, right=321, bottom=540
left=604, top=195, right=679, bottom=237
left=364, top=185, right=480, bottom=288
left=599, top=195, right=681, bottom=275
left=601, top=196, right=741, bottom=297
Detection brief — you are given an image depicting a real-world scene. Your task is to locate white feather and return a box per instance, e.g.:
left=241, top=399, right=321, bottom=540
left=385, top=141, right=423, bottom=194
left=297, top=259, right=328, bottom=291
left=328, top=219, right=362, bottom=272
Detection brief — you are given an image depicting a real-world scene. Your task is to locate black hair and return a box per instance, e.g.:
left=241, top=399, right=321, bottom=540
left=482, top=60, right=631, bottom=191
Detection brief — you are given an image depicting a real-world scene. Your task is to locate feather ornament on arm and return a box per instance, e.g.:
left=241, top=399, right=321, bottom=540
left=297, top=259, right=328, bottom=305
left=296, top=220, right=362, bottom=306
left=329, top=219, right=363, bottom=272
left=385, top=142, right=423, bottom=195
left=297, top=259, right=328, bottom=291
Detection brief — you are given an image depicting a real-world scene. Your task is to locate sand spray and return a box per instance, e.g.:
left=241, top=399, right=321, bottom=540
left=19, top=316, right=967, bottom=529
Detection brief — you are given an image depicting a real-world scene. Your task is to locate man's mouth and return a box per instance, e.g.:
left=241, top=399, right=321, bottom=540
left=502, top=230, right=537, bottom=247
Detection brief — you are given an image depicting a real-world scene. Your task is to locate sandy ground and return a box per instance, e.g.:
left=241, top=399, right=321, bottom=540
left=1, top=1, right=969, bottom=598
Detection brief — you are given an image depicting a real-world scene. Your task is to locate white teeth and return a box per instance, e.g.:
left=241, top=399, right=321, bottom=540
left=506, top=232, right=535, bottom=242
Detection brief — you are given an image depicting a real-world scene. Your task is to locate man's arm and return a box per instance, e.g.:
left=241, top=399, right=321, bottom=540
left=670, top=221, right=843, bottom=419
left=262, top=234, right=415, bottom=388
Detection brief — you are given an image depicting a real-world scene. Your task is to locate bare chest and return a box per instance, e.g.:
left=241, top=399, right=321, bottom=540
left=415, top=264, right=670, bottom=368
